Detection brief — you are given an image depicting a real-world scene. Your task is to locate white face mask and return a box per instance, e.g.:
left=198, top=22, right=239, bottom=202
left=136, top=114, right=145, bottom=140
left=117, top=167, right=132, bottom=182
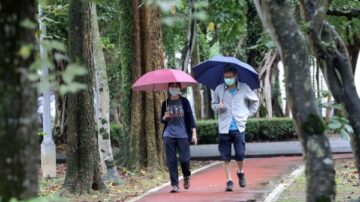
left=169, top=87, right=180, bottom=96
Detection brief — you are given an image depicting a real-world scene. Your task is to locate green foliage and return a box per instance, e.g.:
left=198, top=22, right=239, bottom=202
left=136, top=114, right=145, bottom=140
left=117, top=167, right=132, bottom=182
left=196, top=118, right=296, bottom=144
left=326, top=0, right=360, bottom=45
left=206, top=0, right=247, bottom=56
left=318, top=92, right=354, bottom=138
left=110, top=123, right=124, bottom=147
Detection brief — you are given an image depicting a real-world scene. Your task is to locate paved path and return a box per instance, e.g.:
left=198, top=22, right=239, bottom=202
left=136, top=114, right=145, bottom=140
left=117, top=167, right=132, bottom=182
left=190, top=137, right=351, bottom=160
left=137, top=156, right=303, bottom=202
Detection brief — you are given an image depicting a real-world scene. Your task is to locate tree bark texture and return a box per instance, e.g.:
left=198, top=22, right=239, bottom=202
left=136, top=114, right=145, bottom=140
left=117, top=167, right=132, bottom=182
left=128, top=0, right=165, bottom=170
left=300, top=0, right=360, bottom=179
left=191, top=42, right=202, bottom=120
left=63, top=0, right=106, bottom=194
left=91, top=4, right=120, bottom=180
left=259, top=50, right=278, bottom=118
left=254, top=1, right=336, bottom=201
left=0, top=1, right=39, bottom=200
left=118, top=0, right=133, bottom=166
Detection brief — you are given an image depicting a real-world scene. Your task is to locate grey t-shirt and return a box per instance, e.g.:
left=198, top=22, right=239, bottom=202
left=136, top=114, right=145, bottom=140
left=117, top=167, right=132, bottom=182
left=163, top=99, right=188, bottom=138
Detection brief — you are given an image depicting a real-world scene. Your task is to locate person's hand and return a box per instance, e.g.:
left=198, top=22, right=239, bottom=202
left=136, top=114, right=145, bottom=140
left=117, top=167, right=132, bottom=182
left=219, top=101, right=225, bottom=110
left=163, top=111, right=170, bottom=121
left=192, top=130, right=198, bottom=145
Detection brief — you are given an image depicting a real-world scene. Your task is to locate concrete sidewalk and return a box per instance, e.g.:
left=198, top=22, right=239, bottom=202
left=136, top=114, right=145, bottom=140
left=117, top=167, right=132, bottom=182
left=190, top=137, right=352, bottom=160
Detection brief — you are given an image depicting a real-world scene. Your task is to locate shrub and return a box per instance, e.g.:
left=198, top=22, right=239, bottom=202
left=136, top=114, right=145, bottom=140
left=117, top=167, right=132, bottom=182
left=110, top=118, right=297, bottom=146
left=110, top=123, right=123, bottom=147
left=197, top=118, right=296, bottom=144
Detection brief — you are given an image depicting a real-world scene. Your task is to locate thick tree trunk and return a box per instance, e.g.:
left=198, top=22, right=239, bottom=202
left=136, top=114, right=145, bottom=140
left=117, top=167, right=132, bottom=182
left=191, top=43, right=202, bottom=120
left=254, top=1, right=336, bottom=201
left=0, top=1, right=38, bottom=200
left=300, top=0, right=360, bottom=179
left=119, top=0, right=133, bottom=166
left=91, top=5, right=120, bottom=180
left=63, top=0, right=106, bottom=194
left=128, top=0, right=165, bottom=170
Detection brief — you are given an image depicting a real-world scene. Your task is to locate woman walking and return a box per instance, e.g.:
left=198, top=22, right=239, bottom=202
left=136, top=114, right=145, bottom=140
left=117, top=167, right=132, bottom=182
left=161, top=82, right=197, bottom=193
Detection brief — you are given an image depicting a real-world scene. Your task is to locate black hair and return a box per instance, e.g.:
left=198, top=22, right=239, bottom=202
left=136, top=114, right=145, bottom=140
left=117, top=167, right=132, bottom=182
left=168, top=82, right=181, bottom=88
left=224, top=65, right=237, bottom=75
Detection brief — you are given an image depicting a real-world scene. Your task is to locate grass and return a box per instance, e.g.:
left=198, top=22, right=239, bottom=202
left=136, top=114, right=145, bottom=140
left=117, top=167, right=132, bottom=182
left=278, top=158, right=360, bottom=202
left=38, top=161, right=215, bottom=202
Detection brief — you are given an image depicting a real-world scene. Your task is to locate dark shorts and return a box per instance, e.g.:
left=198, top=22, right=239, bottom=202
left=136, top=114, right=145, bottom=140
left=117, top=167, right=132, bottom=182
left=218, top=130, right=246, bottom=161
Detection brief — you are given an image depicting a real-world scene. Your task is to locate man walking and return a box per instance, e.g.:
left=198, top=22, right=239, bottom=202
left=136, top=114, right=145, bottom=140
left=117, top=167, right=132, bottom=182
left=211, top=66, right=259, bottom=191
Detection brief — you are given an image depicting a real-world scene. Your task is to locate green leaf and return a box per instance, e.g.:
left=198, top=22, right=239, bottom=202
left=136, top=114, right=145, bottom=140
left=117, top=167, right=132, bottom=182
left=42, top=40, right=66, bottom=52
left=20, top=18, right=36, bottom=29
left=344, top=124, right=354, bottom=134
left=62, top=64, right=87, bottom=84
left=328, top=121, right=342, bottom=130
left=19, top=45, right=33, bottom=59
left=265, top=41, right=275, bottom=49
left=59, top=82, right=86, bottom=95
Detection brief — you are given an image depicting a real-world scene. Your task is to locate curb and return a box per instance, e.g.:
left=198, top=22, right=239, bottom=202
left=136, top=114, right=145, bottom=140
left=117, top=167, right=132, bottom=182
left=126, top=161, right=221, bottom=202
left=263, top=164, right=305, bottom=202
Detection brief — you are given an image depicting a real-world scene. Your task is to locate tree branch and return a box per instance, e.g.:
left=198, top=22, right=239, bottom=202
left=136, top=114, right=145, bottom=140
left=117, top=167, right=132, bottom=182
left=327, top=8, right=360, bottom=18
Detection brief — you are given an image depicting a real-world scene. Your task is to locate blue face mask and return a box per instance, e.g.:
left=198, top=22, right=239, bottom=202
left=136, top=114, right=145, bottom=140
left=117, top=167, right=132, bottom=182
left=224, top=78, right=236, bottom=86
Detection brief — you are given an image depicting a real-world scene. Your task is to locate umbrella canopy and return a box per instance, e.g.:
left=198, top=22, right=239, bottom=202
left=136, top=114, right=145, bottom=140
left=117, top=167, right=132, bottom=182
left=132, top=69, right=197, bottom=92
left=193, top=55, right=259, bottom=90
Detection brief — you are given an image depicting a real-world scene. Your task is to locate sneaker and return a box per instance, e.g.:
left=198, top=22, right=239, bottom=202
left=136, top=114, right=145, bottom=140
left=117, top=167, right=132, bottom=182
left=170, top=185, right=179, bottom=193
left=237, top=172, right=246, bottom=188
left=184, top=176, right=190, bottom=189
left=225, top=180, right=234, bottom=191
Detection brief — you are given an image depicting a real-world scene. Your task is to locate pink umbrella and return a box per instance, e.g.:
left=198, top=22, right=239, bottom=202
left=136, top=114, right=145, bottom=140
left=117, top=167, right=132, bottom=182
left=132, top=69, right=197, bottom=92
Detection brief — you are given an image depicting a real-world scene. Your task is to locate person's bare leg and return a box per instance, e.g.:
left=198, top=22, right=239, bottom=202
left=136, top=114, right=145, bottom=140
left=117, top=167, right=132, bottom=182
left=224, top=161, right=232, bottom=181
left=236, top=160, right=244, bottom=173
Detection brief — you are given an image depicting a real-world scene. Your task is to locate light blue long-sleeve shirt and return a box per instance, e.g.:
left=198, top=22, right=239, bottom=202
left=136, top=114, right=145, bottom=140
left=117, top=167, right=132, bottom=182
left=211, top=82, right=259, bottom=133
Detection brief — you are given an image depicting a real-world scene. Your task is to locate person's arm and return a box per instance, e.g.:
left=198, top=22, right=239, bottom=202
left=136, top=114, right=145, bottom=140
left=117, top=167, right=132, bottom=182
left=183, top=98, right=197, bottom=144
left=211, top=86, right=225, bottom=112
left=191, top=128, right=197, bottom=145
left=246, top=86, right=260, bottom=116
left=160, top=101, right=168, bottom=123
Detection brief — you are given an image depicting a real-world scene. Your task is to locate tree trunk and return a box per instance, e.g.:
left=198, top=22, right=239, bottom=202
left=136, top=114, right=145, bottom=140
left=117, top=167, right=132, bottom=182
left=127, top=0, right=165, bottom=170
left=346, top=27, right=360, bottom=73
left=300, top=0, right=360, bottom=179
left=191, top=42, right=202, bottom=120
left=271, top=59, right=284, bottom=117
left=259, top=50, right=277, bottom=118
left=118, top=0, right=133, bottom=166
left=254, top=1, right=336, bottom=201
left=181, top=0, right=196, bottom=72
left=63, top=0, right=106, bottom=194
left=0, top=1, right=38, bottom=201
left=53, top=51, right=68, bottom=145
left=91, top=4, right=120, bottom=180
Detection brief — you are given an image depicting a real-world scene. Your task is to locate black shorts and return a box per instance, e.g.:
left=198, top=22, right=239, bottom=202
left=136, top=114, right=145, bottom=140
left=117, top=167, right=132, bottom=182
left=218, top=130, right=246, bottom=161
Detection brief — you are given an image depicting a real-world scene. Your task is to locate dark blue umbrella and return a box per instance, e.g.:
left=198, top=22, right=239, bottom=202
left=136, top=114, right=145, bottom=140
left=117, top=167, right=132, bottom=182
left=193, top=55, right=259, bottom=90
